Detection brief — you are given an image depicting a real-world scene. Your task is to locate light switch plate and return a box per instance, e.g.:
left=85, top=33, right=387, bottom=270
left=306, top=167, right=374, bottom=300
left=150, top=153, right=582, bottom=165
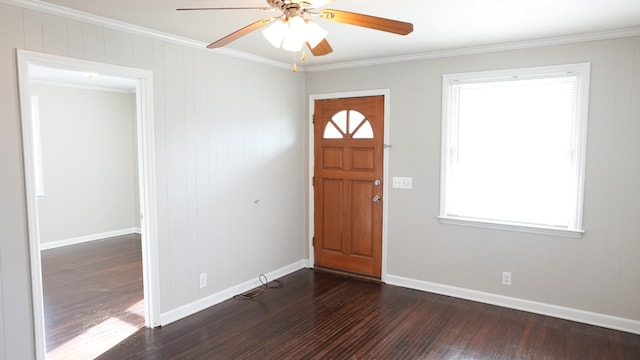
left=392, top=176, right=413, bottom=189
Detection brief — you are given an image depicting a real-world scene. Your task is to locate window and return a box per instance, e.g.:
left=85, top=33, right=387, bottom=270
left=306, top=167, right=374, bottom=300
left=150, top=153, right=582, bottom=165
left=439, top=63, right=590, bottom=237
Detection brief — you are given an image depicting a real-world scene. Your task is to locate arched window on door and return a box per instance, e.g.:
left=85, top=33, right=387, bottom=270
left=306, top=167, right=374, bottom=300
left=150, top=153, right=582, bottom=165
left=323, top=110, right=374, bottom=139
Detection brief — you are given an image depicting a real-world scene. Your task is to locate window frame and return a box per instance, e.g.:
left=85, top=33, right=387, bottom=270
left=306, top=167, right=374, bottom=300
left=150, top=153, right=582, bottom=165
left=439, top=63, right=591, bottom=238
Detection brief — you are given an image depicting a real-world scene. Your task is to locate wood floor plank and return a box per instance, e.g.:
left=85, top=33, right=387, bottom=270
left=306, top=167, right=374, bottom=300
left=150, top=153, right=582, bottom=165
left=41, top=234, right=144, bottom=358
left=96, top=269, right=640, bottom=359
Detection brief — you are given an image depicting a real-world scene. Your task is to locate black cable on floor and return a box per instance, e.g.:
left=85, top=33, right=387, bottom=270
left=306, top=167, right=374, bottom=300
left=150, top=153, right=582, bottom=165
left=233, top=273, right=283, bottom=300
left=259, top=273, right=283, bottom=289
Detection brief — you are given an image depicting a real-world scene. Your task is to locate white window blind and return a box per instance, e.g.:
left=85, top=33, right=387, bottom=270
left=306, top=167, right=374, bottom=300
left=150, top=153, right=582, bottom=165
left=439, top=63, right=590, bottom=237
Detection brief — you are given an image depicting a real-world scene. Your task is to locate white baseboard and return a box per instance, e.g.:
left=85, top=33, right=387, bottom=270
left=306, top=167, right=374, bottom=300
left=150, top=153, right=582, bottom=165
left=385, top=274, right=640, bottom=335
left=159, top=259, right=309, bottom=326
left=39, top=227, right=142, bottom=250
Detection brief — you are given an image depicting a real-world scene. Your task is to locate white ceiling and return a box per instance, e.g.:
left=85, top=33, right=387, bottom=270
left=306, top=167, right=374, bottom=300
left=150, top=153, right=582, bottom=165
left=19, top=0, right=640, bottom=68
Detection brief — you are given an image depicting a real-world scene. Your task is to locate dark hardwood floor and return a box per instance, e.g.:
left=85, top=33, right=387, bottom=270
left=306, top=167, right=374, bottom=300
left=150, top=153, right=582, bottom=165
left=98, top=269, right=640, bottom=360
left=41, top=234, right=145, bottom=359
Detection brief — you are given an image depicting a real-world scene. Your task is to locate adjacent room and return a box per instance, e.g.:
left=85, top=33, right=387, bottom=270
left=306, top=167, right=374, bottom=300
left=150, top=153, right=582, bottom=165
left=1, top=0, right=639, bottom=359
left=31, top=74, right=144, bottom=359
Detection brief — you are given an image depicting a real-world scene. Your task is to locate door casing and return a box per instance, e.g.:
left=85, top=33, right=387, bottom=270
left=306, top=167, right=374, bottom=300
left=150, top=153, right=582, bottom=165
left=308, top=89, right=390, bottom=282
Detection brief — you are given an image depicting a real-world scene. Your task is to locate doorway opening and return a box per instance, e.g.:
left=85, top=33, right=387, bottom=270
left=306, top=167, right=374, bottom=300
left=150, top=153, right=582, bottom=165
left=17, top=50, right=160, bottom=360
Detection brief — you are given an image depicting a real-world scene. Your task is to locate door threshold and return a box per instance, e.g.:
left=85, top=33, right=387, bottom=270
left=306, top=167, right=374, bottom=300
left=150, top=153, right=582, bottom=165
left=314, top=266, right=382, bottom=283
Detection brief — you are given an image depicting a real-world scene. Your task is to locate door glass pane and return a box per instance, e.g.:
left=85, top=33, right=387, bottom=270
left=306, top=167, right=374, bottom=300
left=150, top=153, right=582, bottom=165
left=331, top=110, right=348, bottom=133
left=323, top=122, right=343, bottom=139
left=353, top=120, right=374, bottom=139
left=348, top=110, right=366, bottom=134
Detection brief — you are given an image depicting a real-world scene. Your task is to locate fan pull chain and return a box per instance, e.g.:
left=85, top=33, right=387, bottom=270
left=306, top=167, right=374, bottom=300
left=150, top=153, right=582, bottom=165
left=291, top=49, right=309, bottom=72
left=292, top=51, right=297, bottom=72
left=292, top=49, right=307, bottom=72
left=291, top=51, right=298, bottom=72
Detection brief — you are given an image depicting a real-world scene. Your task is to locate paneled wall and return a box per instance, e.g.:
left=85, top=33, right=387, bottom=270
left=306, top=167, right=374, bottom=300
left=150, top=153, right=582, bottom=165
left=0, top=2, right=305, bottom=359
left=0, top=255, right=4, bottom=358
left=305, top=37, right=640, bottom=324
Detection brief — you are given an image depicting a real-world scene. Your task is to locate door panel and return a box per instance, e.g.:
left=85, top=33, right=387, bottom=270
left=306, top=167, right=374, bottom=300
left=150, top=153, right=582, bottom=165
left=351, top=148, right=374, bottom=171
left=322, top=148, right=344, bottom=169
left=314, top=96, right=384, bottom=278
left=322, top=179, right=344, bottom=252
left=351, top=180, right=373, bottom=257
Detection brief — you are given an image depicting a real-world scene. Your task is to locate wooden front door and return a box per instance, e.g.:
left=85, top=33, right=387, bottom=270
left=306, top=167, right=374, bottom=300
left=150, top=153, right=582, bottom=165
left=313, top=96, right=384, bottom=278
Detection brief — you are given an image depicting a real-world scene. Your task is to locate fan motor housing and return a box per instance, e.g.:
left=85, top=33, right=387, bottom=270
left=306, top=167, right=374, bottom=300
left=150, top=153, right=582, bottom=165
left=268, top=0, right=308, bottom=19
left=267, top=0, right=298, bottom=9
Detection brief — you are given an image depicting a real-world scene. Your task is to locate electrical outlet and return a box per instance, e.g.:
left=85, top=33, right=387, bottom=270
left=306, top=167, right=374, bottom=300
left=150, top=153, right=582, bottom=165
left=502, top=271, right=512, bottom=286
left=199, top=273, right=207, bottom=288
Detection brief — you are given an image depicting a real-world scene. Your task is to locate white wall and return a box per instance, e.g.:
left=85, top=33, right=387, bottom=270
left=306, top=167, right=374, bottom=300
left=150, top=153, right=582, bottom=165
left=305, top=37, right=640, bottom=325
left=0, top=2, right=305, bottom=359
left=0, top=257, right=4, bottom=357
left=31, top=83, right=139, bottom=245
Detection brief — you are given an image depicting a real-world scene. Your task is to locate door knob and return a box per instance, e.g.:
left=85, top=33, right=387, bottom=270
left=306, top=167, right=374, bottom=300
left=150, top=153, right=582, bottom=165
left=373, top=195, right=381, bottom=202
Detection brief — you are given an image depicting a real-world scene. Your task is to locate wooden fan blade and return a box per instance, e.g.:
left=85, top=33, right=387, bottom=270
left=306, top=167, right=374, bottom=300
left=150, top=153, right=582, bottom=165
left=177, top=7, right=271, bottom=11
left=320, top=9, right=413, bottom=35
left=307, top=38, right=333, bottom=56
left=206, top=18, right=273, bottom=49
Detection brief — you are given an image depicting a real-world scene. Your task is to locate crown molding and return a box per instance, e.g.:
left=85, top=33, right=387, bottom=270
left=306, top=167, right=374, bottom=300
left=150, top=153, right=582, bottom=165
left=303, top=27, right=640, bottom=72
left=2, top=0, right=292, bottom=71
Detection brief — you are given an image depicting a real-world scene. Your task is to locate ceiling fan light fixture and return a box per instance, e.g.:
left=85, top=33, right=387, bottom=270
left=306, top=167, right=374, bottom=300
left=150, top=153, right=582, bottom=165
left=263, top=15, right=328, bottom=52
left=281, top=16, right=307, bottom=52
left=281, top=33, right=304, bottom=52
left=262, top=19, right=287, bottom=48
left=305, top=20, right=328, bottom=49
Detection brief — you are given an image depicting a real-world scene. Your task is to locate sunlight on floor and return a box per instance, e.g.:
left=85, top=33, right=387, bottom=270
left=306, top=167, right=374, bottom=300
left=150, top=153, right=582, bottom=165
left=47, top=300, right=144, bottom=360
left=126, top=298, right=145, bottom=319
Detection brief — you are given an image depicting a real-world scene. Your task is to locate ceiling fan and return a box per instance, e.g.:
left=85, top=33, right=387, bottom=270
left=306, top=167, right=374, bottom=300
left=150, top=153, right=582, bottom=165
left=178, top=0, right=413, bottom=69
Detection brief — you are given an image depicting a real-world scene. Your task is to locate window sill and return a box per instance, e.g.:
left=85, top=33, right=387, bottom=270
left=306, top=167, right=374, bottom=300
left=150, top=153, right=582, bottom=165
left=437, top=216, right=584, bottom=238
